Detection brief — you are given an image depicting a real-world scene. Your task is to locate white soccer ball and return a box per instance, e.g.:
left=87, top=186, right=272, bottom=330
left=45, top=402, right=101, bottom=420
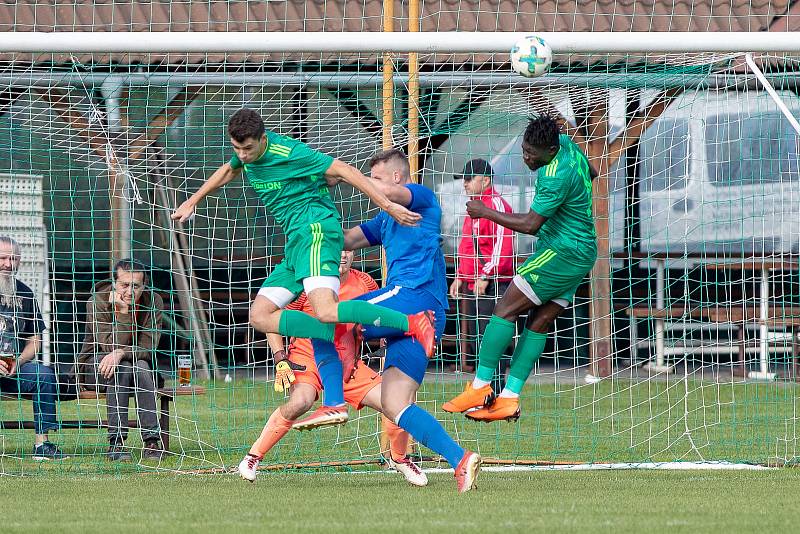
left=510, top=35, right=553, bottom=78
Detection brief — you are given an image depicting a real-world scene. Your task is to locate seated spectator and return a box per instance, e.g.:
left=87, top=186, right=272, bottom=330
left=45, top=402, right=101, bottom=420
left=0, top=235, right=64, bottom=460
left=73, top=258, right=165, bottom=461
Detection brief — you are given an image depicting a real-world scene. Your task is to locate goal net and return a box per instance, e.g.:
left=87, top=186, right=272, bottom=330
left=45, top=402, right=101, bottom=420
left=0, top=34, right=799, bottom=475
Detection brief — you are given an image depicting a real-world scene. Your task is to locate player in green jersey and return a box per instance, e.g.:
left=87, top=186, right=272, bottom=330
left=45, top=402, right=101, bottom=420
left=171, top=109, right=436, bottom=429
left=443, top=114, right=597, bottom=422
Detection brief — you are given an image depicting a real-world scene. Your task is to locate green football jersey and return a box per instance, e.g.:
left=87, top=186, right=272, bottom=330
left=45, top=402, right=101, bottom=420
left=530, top=134, right=597, bottom=258
left=229, top=132, right=338, bottom=233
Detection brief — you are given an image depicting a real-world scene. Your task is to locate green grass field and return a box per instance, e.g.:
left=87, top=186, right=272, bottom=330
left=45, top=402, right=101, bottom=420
left=4, top=470, right=800, bottom=532
left=2, top=375, right=800, bottom=474
left=3, top=375, right=800, bottom=531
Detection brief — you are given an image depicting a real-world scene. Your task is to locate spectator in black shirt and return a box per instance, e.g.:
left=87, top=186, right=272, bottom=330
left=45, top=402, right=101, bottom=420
left=0, top=236, right=64, bottom=460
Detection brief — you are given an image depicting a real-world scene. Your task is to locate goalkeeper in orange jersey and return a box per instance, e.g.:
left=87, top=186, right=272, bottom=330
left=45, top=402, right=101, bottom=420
left=237, top=251, right=427, bottom=487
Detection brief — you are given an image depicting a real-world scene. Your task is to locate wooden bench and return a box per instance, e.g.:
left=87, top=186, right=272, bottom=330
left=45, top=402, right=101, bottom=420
left=626, top=304, right=800, bottom=377
left=0, top=385, right=206, bottom=451
left=699, top=306, right=800, bottom=378
left=625, top=307, right=702, bottom=319
left=624, top=306, right=703, bottom=371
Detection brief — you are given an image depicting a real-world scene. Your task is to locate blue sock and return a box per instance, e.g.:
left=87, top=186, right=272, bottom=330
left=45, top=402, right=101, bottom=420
left=397, top=404, right=464, bottom=469
left=311, top=339, right=344, bottom=407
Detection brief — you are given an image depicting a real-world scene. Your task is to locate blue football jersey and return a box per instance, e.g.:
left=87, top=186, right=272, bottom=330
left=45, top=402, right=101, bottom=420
left=359, top=184, right=449, bottom=309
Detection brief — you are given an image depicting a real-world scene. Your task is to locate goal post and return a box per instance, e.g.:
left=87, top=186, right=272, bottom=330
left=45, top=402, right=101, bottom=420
left=1, top=32, right=800, bottom=474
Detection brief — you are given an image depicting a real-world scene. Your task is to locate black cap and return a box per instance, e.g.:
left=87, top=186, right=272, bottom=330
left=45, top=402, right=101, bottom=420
left=455, top=158, right=494, bottom=180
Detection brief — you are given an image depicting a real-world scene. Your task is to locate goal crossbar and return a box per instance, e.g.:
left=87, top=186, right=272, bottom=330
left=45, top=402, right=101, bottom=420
left=1, top=32, right=800, bottom=54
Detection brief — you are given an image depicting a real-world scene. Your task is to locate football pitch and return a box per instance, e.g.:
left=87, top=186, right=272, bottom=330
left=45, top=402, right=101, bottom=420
left=3, top=378, right=800, bottom=531
left=3, top=469, right=800, bottom=532
left=2, top=377, right=800, bottom=471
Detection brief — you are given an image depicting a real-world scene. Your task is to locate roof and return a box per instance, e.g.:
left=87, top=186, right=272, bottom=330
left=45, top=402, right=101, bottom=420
left=1, top=1, right=798, bottom=65
left=2, top=0, right=797, bottom=33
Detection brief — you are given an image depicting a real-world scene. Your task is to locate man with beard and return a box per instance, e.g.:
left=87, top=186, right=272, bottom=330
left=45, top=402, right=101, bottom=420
left=0, top=236, right=64, bottom=460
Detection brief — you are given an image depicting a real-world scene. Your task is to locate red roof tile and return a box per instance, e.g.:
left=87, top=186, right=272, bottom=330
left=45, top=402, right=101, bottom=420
left=0, top=1, right=795, bottom=64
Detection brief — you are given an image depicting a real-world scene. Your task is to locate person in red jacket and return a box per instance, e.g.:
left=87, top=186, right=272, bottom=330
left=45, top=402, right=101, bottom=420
left=449, top=159, right=516, bottom=377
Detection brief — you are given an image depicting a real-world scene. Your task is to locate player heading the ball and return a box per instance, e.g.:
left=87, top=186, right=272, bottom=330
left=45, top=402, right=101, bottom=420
left=443, top=114, right=597, bottom=422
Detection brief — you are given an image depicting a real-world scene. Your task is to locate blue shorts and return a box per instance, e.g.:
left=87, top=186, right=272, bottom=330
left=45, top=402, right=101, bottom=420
left=355, top=285, right=446, bottom=384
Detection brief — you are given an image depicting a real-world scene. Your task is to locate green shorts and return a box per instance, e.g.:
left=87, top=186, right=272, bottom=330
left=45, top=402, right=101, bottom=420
left=514, top=246, right=595, bottom=306
left=261, top=217, right=344, bottom=298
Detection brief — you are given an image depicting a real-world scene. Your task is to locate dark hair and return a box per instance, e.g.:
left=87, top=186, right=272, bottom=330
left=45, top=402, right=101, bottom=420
left=113, top=258, right=149, bottom=285
left=228, top=108, right=266, bottom=143
left=369, top=148, right=410, bottom=179
left=523, top=114, right=561, bottom=149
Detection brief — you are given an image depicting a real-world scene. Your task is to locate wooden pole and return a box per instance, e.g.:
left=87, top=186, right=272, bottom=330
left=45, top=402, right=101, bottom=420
left=122, top=86, right=217, bottom=379
left=154, top=183, right=214, bottom=379
left=403, top=0, right=422, bottom=459
left=382, top=1, right=394, bottom=151
left=587, top=94, right=613, bottom=378
left=378, top=0, right=418, bottom=460
left=407, top=0, right=420, bottom=182
left=108, top=164, right=122, bottom=271
left=379, top=0, right=396, bottom=461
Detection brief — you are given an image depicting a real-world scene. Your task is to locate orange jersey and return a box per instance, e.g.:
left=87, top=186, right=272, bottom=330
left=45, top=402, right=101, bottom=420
left=284, top=269, right=380, bottom=409
left=285, top=269, right=378, bottom=363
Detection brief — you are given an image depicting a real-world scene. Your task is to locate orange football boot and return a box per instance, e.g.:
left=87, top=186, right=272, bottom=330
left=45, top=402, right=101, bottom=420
left=442, top=382, right=495, bottom=413
left=292, top=405, right=348, bottom=431
left=465, top=396, right=520, bottom=422
left=406, top=310, right=436, bottom=357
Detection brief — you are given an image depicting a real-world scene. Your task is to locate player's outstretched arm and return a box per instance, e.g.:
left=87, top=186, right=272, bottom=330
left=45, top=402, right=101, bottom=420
left=325, top=160, right=421, bottom=227
left=171, top=163, right=241, bottom=222
left=343, top=227, right=372, bottom=251
left=370, top=180, right=414, bottom=207
left=466, top=200, right=547, bottom=236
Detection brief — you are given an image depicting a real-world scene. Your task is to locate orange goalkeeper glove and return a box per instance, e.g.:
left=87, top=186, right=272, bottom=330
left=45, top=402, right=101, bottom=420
left=274, top=352, right=306, bottom=392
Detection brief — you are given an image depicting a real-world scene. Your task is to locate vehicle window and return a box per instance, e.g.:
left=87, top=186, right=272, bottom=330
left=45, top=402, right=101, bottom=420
left=609, top=154, right=631, bottom=196
left=638, top=119, right=690, bottom=191
left=706, top=112, right=800, bottom=186
left=488, top=135, right=535, bottom=187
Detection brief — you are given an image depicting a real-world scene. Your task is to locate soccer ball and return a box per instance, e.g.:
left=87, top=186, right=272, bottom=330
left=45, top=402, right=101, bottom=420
left=510, top=35, right=553, bottom=78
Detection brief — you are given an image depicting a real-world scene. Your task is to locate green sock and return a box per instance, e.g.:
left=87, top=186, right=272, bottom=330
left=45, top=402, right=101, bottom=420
left=475, top=315, right=516, bottom=382
left=278, top=310, right=334, bottom=341
left=505, top=329, right=547, bottom=394
left=336, top=300, right=410, bottom=332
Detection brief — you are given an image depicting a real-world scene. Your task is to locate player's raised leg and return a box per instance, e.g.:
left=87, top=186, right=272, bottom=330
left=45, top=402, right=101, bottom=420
left=278, top=216, right=435, bottom=356
left=467, top=301, right=565, bottom=422
left=443, top=281, right=534, bottom=415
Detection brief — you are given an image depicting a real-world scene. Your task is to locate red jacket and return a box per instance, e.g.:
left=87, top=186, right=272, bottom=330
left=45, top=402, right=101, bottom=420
left=456, top=186, right=515, bottom=290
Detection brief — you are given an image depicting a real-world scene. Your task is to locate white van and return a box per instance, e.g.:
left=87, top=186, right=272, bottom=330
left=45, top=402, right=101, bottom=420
left=616, top=90, right=800, bottom=254
left=437, top=90, right=800, bottom=256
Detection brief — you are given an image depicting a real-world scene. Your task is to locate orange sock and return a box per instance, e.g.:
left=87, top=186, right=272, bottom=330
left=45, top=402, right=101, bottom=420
left=383, top=415, right=410, bottom=462
left=249, top=408, right=294, bottom=458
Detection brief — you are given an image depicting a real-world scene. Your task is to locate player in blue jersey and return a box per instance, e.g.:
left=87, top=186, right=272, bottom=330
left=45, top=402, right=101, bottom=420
left=339, top=148, right=481, bottom=493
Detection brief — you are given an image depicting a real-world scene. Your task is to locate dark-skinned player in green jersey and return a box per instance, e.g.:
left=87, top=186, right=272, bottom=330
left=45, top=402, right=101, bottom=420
left=171, top=109, right=436, bottom=429
left=443, top=114, right=597, bottom=422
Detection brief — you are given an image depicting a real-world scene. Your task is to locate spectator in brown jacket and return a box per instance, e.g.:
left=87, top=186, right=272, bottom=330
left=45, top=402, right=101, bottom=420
left=74, top=259, right=164, bottom=461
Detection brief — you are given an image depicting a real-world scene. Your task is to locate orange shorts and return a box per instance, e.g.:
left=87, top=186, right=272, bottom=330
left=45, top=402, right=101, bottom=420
left=289, top=351, right=381, bottom=410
